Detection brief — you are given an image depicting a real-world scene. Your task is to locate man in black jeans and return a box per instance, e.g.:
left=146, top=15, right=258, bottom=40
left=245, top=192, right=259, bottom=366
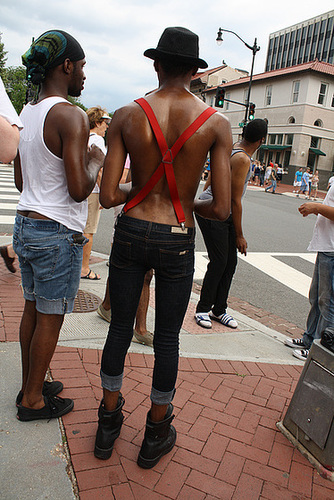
left=195, top=119, right=267, bottom=329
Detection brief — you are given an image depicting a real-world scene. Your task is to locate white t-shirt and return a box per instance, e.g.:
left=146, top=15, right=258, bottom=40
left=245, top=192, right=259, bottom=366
left=0, top=77, right=23, bottom=128
left=88, top=133, right=106, bottom=194
left=308, top=184, right=334, bottom=252
left=328, top=176, right=334, bottom=188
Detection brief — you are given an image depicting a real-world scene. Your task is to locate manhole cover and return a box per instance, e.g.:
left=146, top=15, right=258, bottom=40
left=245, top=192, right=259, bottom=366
left=73, top=289, right=102, bottom=313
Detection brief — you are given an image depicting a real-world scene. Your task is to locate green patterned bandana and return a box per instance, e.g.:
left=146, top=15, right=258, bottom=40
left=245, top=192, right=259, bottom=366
left=22, top=30, right=85, bottom=85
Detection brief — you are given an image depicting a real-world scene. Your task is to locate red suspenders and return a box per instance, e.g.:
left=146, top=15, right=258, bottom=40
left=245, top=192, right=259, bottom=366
left=123, top=97, right=216, bottom=228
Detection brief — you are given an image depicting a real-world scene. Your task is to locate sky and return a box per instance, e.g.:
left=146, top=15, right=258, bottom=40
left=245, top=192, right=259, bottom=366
left=1, top=1, right=333, bottom=112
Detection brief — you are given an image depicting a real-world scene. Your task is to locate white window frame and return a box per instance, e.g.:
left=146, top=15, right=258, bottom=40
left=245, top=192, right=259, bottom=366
left=292, top=80, right=300, bottom=103
left=318, top=83, right=327, bottom=105
left=225, top=92, right=230, bottom=110
left=265, top=85, right=272, bottom=106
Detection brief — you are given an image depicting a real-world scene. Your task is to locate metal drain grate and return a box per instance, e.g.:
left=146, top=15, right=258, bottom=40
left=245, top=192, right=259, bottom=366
left=72, top=289, right=102, bottom=313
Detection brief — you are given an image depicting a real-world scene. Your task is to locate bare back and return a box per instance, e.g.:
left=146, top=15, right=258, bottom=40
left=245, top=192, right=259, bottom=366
left=100, top=87, right=232, bottom=226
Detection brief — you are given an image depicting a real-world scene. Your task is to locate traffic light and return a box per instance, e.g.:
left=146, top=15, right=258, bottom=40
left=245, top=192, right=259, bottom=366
left=249, top=102, right=256, bottom=120
left=215, top=86, right=225, bottom=108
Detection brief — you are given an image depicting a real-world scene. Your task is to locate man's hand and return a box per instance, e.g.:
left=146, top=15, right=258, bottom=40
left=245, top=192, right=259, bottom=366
left=88, top=144, right=105, bottom=168
left=236, top=235, right=247, bottom=256
left=298, top=202, right=317, bottom=217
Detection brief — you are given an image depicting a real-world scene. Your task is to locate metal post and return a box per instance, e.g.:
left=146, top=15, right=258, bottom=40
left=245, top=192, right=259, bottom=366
left=216, top=29, right=260, bottom=125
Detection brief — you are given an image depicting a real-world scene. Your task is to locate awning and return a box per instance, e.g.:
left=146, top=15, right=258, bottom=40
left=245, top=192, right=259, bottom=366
left=260, top=145, right=291, bottom=150
left=309, top=148, right=326, bottom=156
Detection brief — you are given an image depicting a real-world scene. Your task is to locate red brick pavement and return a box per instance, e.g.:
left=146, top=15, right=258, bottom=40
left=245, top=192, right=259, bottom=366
left=1, top=239, right=333, bottom=499
left=49, top=346, right=334, bottom=499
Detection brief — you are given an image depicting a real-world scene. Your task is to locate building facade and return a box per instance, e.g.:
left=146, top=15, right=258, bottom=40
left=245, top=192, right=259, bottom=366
left=265, top=10, right=334, bottom=71
left=191, top=64, right=248, bottom=100
left=201, top=61, right=334, bottom=188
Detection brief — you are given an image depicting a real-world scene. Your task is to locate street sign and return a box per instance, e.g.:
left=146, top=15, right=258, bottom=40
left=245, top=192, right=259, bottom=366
left=239, top=122, right=244, bottom=127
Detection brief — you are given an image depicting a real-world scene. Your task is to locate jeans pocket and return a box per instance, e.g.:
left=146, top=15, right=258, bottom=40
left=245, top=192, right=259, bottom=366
left=26, top=244, right=60, bottom=281
left=159, top=248, right=194, bottom=279
left=111, top=239, right=132, bottom=269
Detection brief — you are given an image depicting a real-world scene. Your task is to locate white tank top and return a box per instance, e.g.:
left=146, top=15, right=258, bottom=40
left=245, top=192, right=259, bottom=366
left=17, top=97, right=88, bottom=232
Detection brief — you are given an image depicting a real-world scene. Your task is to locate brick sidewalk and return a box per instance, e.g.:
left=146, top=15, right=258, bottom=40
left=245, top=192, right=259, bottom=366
left=51, top=346, right=334, bottom=499
left=1, top=254, right=334, bottom=498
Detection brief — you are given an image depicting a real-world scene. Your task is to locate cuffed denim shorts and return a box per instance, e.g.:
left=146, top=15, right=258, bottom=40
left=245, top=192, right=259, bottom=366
left=13, top=214, right=87, bottom=315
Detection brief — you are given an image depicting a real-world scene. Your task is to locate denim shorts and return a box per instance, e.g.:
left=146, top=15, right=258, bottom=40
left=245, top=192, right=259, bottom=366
left=13, top=214, right=87, bottom=315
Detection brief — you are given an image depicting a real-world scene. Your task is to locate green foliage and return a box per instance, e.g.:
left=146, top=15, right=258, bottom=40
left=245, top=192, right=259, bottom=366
left=0, top=33, right=8, bottom=79
left=67, top=95, right=87, bottom=111
left=3, top=66, right=37, bottom=114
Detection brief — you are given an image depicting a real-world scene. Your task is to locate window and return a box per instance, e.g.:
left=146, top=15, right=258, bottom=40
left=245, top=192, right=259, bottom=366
left=285, top=134, right=294, bottom=145
left=265, top=85, right=272, bottom=106
left=314, top=119, right=323, bottom=127
left=277, top=134, right=283, bottom=145
left=318, top=83, right=327, bottom=105
left=310, top=136, right=319, bottom=148
left=331, top=94, right=334, bottom=108
left=288, top=116, right=296, bottom=124
left=269, top=134, right=276, bottom=145
left=225, top=92, right=230, bottom=110
left=292, top=81, right=300, bottom=103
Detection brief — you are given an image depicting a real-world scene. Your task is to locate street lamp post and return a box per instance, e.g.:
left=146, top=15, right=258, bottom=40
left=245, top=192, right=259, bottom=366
left=216, top=28, right=260, bottom=124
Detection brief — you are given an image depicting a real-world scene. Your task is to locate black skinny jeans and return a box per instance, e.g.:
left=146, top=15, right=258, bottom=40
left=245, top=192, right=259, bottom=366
left=101, top=215, right=195, bottom=405
left=196, top=214, right=237, bottom=316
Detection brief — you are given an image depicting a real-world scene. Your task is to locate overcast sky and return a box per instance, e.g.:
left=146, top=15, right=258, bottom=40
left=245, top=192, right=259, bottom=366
left=1, top=1, right=333, bottom=112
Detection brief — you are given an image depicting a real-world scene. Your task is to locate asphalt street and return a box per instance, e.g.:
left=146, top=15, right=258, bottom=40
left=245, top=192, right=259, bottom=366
left=0, top=169, right=318, bottom=330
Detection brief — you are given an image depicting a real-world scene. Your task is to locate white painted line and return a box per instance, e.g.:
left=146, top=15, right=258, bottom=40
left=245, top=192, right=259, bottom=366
left=0, top=203, right=17, bottom=210
left=0, top=193, right=20, bottom=201
left=194, top=251, right=209, bottom=280
left=238, top=252, right=313, bottom=298
left=0, top=215, right=15, bottom=224
left=0, top=187, right=20, bottom=192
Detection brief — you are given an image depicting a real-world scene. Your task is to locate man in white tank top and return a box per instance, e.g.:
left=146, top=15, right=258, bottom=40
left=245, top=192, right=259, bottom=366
left=13, top=30, right=104, bottom=422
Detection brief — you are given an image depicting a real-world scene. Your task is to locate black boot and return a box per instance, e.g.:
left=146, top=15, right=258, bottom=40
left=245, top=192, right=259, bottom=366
left=137, top=403, right=176, bottom=469
left=94, top=394, right=125, bottom=460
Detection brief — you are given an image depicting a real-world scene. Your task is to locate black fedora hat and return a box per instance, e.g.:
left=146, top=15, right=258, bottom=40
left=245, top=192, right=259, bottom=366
left=144, top=27, right=208, bottom=69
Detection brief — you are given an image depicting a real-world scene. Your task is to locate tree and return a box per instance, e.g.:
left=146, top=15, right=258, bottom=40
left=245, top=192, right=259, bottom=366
left=3, top=66, right=33, bottom=114
left=0, top=32, right=8, bottom=79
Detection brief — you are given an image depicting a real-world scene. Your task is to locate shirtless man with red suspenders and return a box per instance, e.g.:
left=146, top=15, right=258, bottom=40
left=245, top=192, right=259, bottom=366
left=95, top=27, right=232, bottom=468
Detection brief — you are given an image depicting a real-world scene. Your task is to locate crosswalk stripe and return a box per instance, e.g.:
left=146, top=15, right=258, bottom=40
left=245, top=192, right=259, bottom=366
left=0, top=203, right=18, bottom=210
left=195, top=251, right=316, bottom=298
left=0, top=187, right=20, bottom=193
left=0, top=194, right=20, bottom=200
left=0, top=215, right=15, bottom=224
left=237, top=252, right=315, bottom=298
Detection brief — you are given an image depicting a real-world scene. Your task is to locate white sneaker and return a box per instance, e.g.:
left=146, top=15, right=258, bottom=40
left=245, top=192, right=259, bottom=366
left=292, top=348, right=309, bottom=361
left=210, top=312, right=238, bottom=328
left=284, top=337, right=306, bottom=348
left=195, top=312, right=212, bottom=328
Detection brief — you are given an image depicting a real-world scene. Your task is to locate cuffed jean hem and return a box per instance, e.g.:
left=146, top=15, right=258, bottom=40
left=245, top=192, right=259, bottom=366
left=29, top=295, right=76, bottom=315
left=150, top=387, right=176, bottom=405
left=100, top=369, right=123, bottom=392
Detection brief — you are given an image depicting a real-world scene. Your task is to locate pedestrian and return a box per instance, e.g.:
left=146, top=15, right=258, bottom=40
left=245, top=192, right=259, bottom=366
left=13, top=30, right=104, bottom=421
left=195, top=119, right=267, bottom=329
left=264, top=161, right=272, bottom=185
left=284, top=185, right=334, bottom=360
left=0, top=76, right=23, bottom=272
left=265, top=164, right=277, bottom=193
left=297, top=167, right=310, bottom=197
left=81, top=106, right=111, bottom=280
left=259, top=163, right=265, bottom=186
left=310, top=170, right=319, bottom=200
left=293, top=167, right=303, bottom=193
left=94, top=26, right=232, bottom=468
